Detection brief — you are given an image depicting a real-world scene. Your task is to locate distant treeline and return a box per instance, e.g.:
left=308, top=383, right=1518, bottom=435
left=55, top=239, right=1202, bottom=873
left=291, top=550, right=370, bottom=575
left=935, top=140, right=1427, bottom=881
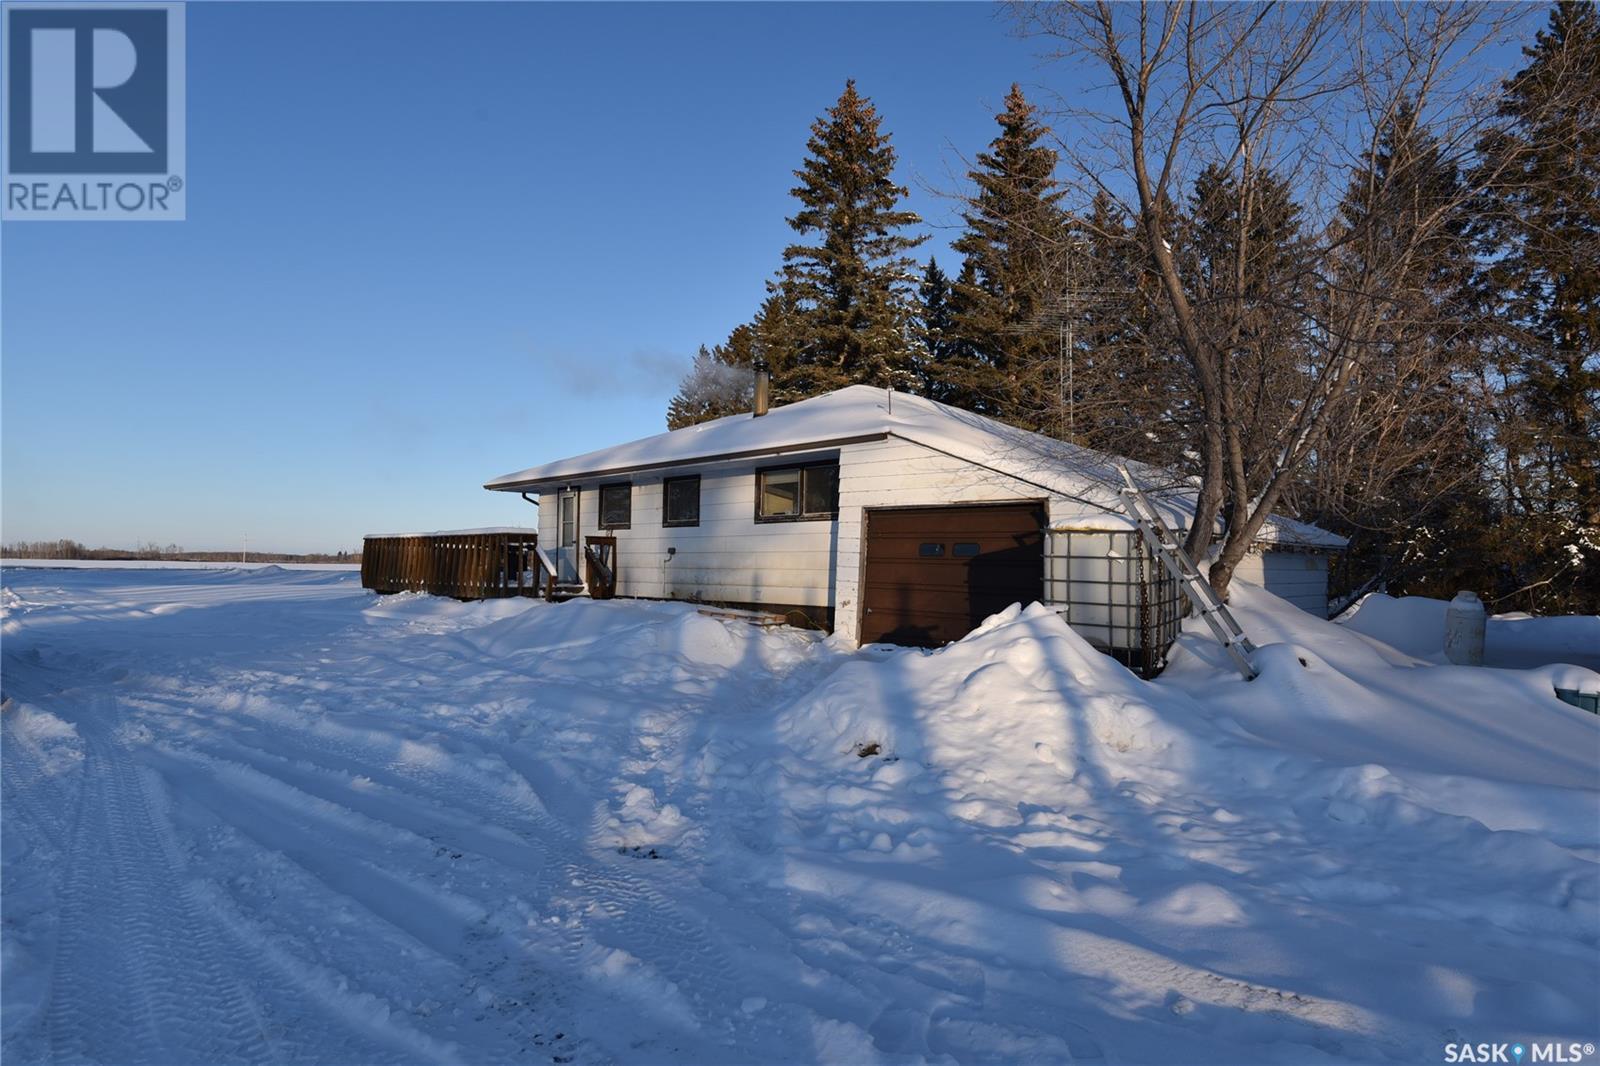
left=3, top=539, right=360, bottom=564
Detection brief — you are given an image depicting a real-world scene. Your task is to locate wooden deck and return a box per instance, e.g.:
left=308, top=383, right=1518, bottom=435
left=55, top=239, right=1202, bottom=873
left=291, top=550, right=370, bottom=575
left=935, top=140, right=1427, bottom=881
left=360, top=531, right=547, bottom=600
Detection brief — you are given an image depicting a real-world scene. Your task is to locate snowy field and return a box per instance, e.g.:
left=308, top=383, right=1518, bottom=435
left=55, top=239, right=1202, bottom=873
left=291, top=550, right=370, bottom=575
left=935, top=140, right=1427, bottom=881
left=1, top=559, right=360, bottom=573
left=2, top=566, right=1597, bottom=1065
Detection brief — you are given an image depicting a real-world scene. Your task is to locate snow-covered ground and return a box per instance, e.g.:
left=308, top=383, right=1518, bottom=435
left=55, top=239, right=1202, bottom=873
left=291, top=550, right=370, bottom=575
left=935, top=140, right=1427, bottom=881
left=1340, top=592, right=1600, bottom=672
left=2, top=566, right=1596, bottom=1065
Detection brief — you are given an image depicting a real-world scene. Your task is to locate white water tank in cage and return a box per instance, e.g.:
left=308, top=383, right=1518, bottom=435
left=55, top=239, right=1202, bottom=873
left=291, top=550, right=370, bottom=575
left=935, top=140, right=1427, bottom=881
left=1044, top=526, right=1183, bottom=677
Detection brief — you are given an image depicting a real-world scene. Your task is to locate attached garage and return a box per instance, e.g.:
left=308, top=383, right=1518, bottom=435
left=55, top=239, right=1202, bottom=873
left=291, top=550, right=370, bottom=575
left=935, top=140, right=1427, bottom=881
left=485, top=383, right=1347, bottom=663
left=860, top=503, right=1045, bottom=647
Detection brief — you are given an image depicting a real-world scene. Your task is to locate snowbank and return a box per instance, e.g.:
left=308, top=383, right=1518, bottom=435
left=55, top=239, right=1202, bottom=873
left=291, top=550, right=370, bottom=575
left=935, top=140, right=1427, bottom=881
left=1165, top=584, right=1600, bottom=789
left=3, top=566, right=1595, bottom=1064
left=775, top=604, right=1205, bottom=849
left=1342, top=592, right=1600, bottom=670
left=756, top=592, right=1599, bottom=1060
left=0, top=702, right=85, bottom=1048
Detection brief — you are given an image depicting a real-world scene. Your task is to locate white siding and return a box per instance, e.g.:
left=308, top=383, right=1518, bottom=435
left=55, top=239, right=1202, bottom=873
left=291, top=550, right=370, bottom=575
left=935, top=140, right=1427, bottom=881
left=1235, top=550, right=1329, bottom=616
left=537, top=496, right=557, bottom=565
left=832, top=436, right=1094, bottom=643
left=529, top=432, right=1331, bottom=641
left=541, top=451, right=841, bottom=618
left=533, top=436, right=1100, bottom=638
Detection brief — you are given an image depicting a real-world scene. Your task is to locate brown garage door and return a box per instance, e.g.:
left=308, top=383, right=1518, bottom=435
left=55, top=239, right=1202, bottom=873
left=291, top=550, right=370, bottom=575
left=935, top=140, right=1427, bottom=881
left=861, top=503, right=1045, bottom=647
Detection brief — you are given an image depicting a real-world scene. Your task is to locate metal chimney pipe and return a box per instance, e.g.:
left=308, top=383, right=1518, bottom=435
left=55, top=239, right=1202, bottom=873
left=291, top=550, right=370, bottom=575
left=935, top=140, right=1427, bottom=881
left=752, top=358, right=770, bottom=417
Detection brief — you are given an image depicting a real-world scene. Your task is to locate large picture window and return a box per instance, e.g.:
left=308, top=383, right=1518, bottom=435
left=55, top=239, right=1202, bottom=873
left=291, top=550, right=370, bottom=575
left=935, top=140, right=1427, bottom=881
left=756, top=462, right=838, bottom=522
left=663, top=475, right=700, bottom=527
left=599, top=483, right=632, bottom=529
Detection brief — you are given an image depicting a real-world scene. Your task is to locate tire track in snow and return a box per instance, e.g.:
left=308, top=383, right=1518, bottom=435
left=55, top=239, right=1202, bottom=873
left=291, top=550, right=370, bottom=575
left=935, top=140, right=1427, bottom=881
left=28, top=603, right=838, bottom=1061
left=152, top=682, right=792, bottom=1059
left=28, top=691, right=412, bottom=1065
left=45, top=699, right=271, bottom=1065
left=141, top=737, right=602, bottom=1063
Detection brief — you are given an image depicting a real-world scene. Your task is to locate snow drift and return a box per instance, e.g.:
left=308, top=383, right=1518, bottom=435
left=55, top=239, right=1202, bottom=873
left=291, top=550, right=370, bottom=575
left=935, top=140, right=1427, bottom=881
left=2, top=566, right=1595, bottom=1065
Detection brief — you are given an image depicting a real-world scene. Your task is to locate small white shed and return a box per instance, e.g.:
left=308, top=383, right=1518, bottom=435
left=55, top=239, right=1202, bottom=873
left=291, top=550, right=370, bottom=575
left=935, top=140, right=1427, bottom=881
left=485, top=385, right=1344, bottom=669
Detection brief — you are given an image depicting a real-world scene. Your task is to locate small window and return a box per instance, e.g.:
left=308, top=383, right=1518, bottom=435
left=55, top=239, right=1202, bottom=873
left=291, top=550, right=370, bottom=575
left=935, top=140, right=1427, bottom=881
left=663, top=475, right=700, bottom=527
left=803, top=464, right=839, bottom=516
left=952, top=542, right=980, bottom=558
left=599, top=483, right=632, bottom=529
left=756, top=462, right=839, bottom=521
left=760, top=468, right=801, bottom=516
left=919, top=543, right=945, bottom=557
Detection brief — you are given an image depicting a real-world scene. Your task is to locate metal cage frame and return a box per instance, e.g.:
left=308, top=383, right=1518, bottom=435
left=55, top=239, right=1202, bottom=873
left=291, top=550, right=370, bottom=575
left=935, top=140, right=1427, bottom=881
left=1043, top=528, right=1184, bottom=677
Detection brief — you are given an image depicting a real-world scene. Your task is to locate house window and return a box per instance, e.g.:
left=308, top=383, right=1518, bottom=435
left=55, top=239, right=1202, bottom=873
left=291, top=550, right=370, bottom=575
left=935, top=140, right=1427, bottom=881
left=756, top=462, right=838, bottom=522
left=663, top=475, right=700, bottom=527
left=599, top=483, right=632, bottom=529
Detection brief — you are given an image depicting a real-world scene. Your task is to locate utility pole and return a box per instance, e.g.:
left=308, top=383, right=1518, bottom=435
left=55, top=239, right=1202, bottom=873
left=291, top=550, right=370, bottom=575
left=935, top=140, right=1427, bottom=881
left=242, top=535, right=247, bottom=564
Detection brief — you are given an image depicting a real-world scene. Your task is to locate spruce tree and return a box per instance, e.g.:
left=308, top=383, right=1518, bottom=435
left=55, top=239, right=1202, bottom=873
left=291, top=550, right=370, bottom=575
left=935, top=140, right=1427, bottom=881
left=1070, top=192, right=1188, bottom=465
left=912, top=257, right=958, bottom=400
left=1473, top=0, right=1600, bottom=613
left=950, top=85, right=1068, bottom=427
left=1307, top=107, right=1486, bottom=602
left=1186, top=162, right=1311, bottom=486
left=748, top=288, right=804, bottom=403
left=665, top=289, right=807, bottom=428
left=776, top=80, right=926, bottom=396
left=666, top=338, right=754, bottom=429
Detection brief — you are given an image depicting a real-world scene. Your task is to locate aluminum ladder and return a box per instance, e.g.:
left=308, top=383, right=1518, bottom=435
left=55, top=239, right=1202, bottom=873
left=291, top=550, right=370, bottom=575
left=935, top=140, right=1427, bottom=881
left=1116, top=466, right=1259, bottom=680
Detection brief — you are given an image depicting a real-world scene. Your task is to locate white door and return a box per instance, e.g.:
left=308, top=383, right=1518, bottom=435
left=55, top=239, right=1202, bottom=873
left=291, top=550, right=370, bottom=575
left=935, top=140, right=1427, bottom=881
left=557, top=490, right=579, bottom=584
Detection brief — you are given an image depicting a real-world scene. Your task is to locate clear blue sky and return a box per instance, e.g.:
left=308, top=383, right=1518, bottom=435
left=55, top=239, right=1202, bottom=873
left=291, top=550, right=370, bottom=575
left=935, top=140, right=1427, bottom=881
left=3, top=1, right=1073, bottom=553
left=2, top=2, right=1533, bottom=554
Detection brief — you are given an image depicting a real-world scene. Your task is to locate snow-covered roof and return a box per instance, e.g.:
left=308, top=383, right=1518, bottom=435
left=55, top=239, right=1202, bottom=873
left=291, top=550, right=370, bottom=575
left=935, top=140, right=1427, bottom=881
left=485, top=386, right=1345, bottom=549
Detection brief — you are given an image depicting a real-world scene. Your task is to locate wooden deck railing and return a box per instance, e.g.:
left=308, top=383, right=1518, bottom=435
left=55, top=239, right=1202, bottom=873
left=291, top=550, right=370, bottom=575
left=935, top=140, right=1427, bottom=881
left=583, top=536, right=618, bottom=600
left=361, top=530, right=544, bottom=600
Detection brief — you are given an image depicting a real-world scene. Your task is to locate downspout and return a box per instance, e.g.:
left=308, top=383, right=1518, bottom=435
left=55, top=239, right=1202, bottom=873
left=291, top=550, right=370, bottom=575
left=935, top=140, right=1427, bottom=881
left=518, top=491, right=558, bottom=597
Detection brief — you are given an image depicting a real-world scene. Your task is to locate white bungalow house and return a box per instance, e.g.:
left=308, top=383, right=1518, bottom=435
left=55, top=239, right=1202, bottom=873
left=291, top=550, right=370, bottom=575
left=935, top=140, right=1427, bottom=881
left=485, top=378, right=1344, bottom=672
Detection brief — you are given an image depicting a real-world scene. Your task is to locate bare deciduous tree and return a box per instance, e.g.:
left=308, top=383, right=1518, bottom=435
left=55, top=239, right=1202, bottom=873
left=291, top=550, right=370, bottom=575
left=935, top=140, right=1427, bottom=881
left=1015, top=0, right=1527, bottom=599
